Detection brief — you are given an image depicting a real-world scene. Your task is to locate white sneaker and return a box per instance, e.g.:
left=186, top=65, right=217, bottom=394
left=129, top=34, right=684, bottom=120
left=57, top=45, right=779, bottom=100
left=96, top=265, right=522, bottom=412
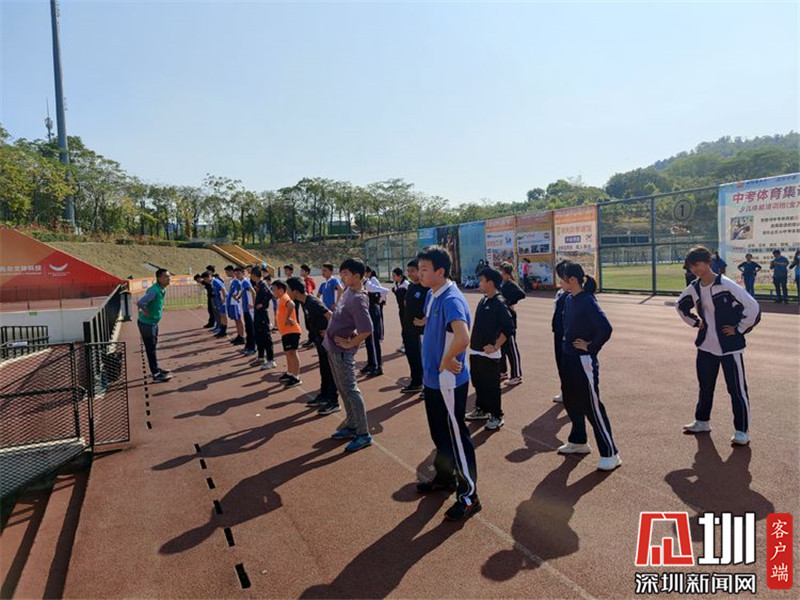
left=557, top=442, right=591, bottom=455
left=261, top=360, right=278, bottom=370
left=553, top=393, right=563, bottom=403
left=465, top=408, right=489, bottom=421
left=485, top=416, right=505, bottom=430
left=683, top=420, right=711, bottom=433
left=506, top=377, right=523, bottom=386
left=731, top=431, right=750, bottom=445
left=597, top=454, right=622, bottom=471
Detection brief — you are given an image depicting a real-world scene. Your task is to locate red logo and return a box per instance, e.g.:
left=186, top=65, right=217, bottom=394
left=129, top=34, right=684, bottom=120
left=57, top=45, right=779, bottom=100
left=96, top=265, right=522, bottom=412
left=767, top=513, right=793, bottom=590
left=635, top=512, right=695, bottom=567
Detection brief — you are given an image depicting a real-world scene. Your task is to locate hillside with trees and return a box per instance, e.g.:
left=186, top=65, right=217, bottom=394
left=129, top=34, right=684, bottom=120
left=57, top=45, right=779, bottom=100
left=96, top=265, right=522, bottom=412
left=1, top=124, right=796, bottom=243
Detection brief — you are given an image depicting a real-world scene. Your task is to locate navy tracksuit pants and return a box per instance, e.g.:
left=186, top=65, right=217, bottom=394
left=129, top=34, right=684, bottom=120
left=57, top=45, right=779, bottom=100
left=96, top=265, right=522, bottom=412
left=365, top=304, right=383, bottom=369
left=423, top=383, right=478, bottom=505
left=560, top=352, right=618, bottom=458
left=695, top=350, right=751, bottom=433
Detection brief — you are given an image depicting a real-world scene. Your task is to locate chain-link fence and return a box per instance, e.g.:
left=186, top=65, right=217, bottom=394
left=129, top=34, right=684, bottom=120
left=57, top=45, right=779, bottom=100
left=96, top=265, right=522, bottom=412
left=363, top=231, right=419, bottom=280
left=0, top=341, right=129, bottom=499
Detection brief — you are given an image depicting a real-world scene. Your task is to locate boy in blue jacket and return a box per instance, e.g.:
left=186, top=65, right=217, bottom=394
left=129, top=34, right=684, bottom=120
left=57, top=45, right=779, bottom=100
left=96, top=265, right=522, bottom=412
left=677, top=246, right=761, bottom=445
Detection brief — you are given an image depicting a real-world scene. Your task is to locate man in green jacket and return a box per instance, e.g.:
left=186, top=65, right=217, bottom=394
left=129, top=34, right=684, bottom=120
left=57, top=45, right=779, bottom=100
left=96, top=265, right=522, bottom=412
left=137, top=268, right=172, bottom=382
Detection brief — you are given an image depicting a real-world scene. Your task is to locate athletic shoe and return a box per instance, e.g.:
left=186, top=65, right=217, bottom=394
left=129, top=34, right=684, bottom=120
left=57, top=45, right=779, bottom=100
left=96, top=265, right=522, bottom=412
left=397, top=344, right=405, bottom=354
left=302, top=339, right=315, bottom=348
left=400, top=384, right=424, bottom=394
left=213, top=332, right=227, bottom=338
left=416, top=479, right=457, bottom=493
left=465, top=408, right=489, bottom=421
left=345, top=434, right=373, bottom=452
left=597, top=454, right=622, bottom=471
left=499, top=372, right=509, bottom=381
left=331, top=428, right=358, bottom=440
left=231, top=337, right=245, bottom=346
left=211, top=328, right=221, bottom=334
left=306, top=395, right=327, bottom=407
left=249, top=358, right=263, bottom=366
left=284, top=377, right=301, bottom=388
left=279, top=373, right=292, bottom=381
left=506, top=377, right=523, bottom=386
left=553, top=393, right=563, bottom=403
left=242, top=349, right=257, bottom=356
left=683, top=420, right=712, bottom=433
left=444, top=497, right=482, bottom=521
left=557, top=442, right=591, bottom=454
left=359, top=366, right=373, bottom=375
left=318, top=402, right=341, bottom=416
left=731, top=431, right=750, bottom=445
left=152, top=371, right=173, bottom=383
left=157, top=368, right=171, bottom=376
left=203, top=322, right=214, bottom=328
left=261, top=360, right=277, bottom=370
left=366, top=367, right=383, bottom=377
left=485, top=416, right=504, bottom=430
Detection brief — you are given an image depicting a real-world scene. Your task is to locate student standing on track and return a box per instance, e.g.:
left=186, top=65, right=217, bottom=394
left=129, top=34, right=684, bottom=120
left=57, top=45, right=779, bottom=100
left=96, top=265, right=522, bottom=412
left=414, top=246, right=480, bottom=522
left=499, top=262, right=525, bottom=385
left=317, top=263, right=343, bottom=310
left=224, top=265, right=245, bottom=346
left=236, top=267, right=256, bottom=356
left=400, top=260, right=427, bottom=394
left=196, top=273, right=215, bottom=328
left=770, top=249, right=790, bottom=303
left=300, top=264, right=317, bottom=348
left=209, top=266, right=227, bottom=338
left=737, top=254, right=762, bottom=298
left=391, top=267, right=410, bottom=354
left=677, top=246, right=761, bottom=446
left=362, top=266, right=389, bottom=377
left=465, top=266, right=514, bottom=431
left=136, top=268, right=172, bottom=383
left=551, top=260, right=570, bottom=404
left=250, top=266, right=277, bottom=370
left=323, top=258, right=374, bottom=452
left=273, top=280, right=303, bottom=388
left=557, top=262, right=621, bottom=472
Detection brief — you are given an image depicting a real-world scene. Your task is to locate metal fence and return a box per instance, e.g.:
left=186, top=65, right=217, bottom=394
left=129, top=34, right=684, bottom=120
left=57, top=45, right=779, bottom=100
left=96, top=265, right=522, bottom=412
left=363, top=231, right=419, bottom=280
left=130, top=283, right=206, bottom=312
left=83, top=285, right=123, bottom=345
left=0, top=341, right=129, bottom=499
left=0, top=325, right=50, bottom=361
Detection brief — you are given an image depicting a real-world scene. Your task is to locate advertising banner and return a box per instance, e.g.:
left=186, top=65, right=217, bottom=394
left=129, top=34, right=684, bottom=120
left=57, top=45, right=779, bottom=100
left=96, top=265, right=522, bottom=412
left=458, top=221, right=486, bottom=288
left=485, top=216, right=516, bottom=269
left=718, top=173, right=800, bottom=290
left=554, top=205, right=598, bottom=277
left=418, top=227, right=437, bottom=250
left=516, top=212, right=555, bottom=287
left=436, top=225, right=461, bottom=285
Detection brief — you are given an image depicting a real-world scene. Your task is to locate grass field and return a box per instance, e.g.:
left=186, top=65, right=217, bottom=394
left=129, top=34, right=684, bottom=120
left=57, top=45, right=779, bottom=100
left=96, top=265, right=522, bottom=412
left=601, top=262, right=789, bottom=295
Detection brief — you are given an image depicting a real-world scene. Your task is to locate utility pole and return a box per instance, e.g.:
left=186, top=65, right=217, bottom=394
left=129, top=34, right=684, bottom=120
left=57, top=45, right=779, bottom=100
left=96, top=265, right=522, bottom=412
left=50, top=0, right=75, bottom=230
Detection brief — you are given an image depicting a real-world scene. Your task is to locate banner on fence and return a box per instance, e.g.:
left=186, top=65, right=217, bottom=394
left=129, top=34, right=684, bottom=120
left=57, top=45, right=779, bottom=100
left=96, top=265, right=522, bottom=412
left=435, top=226, right=461, bottom=285
left=418, top=227, right=437, bottom=250
left=516, top=212, right=555, bottom=287
left=485, top=217, right=516, bottom=269
left=718, top=173, right=800, bottom=289
left=554, top=205, right=598, bottom=276
left=458, top=221, right=487, bottom=287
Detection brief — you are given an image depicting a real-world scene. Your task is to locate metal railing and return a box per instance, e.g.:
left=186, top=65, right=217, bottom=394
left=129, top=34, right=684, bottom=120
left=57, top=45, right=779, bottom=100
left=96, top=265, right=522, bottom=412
left=0, top=326, right=50, bottom=361
left=0, top=341, right=129, bottom=499
left=83, top=285, right=123, bottom=345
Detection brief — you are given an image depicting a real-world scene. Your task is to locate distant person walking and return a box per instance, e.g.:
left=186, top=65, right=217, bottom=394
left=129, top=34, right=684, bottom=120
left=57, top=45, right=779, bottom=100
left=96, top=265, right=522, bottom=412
left=137, top=268, right=172, bottom=382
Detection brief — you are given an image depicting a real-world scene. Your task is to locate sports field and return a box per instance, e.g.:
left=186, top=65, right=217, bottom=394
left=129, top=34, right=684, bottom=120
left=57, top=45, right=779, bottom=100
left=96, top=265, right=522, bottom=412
left=5, top=292, right=798, bottom=599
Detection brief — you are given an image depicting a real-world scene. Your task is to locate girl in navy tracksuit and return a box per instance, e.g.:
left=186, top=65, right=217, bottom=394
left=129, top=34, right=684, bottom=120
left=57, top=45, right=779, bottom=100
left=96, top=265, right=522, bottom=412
left=558, top=262, right=621, bottom=472
left=551, top=260, right=570, bottom=403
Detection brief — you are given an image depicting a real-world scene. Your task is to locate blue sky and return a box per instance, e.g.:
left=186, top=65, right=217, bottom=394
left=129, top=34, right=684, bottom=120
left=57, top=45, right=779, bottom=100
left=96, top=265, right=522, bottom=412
left=2, top=1, right=798, bottom=204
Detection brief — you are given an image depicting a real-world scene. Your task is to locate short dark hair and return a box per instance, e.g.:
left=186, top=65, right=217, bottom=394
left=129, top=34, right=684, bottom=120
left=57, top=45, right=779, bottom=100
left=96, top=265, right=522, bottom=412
left=417, top=246, right=452, bottom=278
left=684, top=246, right=712, bottom=268
left=773, top=249, right=782, bottom=256
left=339, top=258, right=366, bottom=277
left=224, top=264, right=235, bottom=271
left=322, top=262, right=334, bottom=271
left=392, top=267, right=404, bottom=277
left=407, top=259, right=419, bottom=269
left=480, top=267, right=502, bottom=289
left=201, top=271, right=211, bottom=279
left=272, top=279, right=287, bottom=291
left=155, top=268, right=169, bottom=279
left=283, top=264, right=294, bottom=271
left=286, top=277, right=306, bottom=293
left=300, top=264, right=311, bottom=273
left=251, top=266, right=262, bottom=277
left=233, top=266, right=243, bottom=273
left=206, top=265, right=216, bottom=273
left=193, top=273, right=201, bottom=280
left=499, top=262, right=514, bottom=276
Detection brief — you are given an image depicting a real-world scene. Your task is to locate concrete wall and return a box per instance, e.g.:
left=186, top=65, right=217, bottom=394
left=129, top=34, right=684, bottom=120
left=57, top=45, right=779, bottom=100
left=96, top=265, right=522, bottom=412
left=0, top=307, right=99, bottom=343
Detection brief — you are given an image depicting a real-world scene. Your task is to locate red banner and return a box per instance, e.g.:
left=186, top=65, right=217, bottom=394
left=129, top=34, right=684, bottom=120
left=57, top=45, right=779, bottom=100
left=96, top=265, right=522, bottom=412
left=767, top=513, right=793, bottom=590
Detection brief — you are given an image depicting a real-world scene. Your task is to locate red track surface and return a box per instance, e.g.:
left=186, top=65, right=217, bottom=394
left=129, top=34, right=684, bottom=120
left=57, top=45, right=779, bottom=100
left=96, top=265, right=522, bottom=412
left=26, top=293, right=800, bottom=598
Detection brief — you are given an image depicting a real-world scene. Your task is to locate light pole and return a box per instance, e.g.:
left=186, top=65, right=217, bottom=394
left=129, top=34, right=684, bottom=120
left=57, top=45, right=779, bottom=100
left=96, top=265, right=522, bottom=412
left=50, top=0, right=75, bottom=230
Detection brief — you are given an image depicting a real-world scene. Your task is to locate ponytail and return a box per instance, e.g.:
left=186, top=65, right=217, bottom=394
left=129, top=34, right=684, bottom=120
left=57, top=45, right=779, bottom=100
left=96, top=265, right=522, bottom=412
left=562, top=262, right=597, bottom=295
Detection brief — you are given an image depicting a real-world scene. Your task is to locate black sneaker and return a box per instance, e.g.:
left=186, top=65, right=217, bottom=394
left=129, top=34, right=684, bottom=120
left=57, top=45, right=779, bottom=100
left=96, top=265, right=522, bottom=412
left=400, top=384, right=423, bottom=394
left=214, top=332, right=227, bottom=338
left=152, top=371, right=173, bottom=383
left=203, top=322, right=214, bottom=328
left=302, top=339, right=315, bottom=348
left=416, top=479, right=457, bottom=493
left=284, top=377, right=302, bottom=388
left=444, top=497, right=482, bottom=521
left=279, top=373, right=292, bottom=381
left=317, top=402, right=341, bottom=416
left=366, top=367, right=383, bottom=377
left=306, top=395, right=326, bottom=407
left=359, top=366, right=373, bottom=375
left=157, top=368, right=171, bottom=376
left=231, top=337, right=245, bottom=346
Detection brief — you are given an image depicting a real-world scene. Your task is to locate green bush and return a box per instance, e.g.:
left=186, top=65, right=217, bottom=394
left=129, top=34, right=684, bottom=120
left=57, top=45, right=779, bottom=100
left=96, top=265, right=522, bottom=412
left=115, top=238, right=135, bottom=245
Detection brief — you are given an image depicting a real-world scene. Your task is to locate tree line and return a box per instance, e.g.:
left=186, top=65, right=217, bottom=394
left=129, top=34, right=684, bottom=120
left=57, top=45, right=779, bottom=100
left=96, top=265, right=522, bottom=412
left=1, top=123, right=797, bottom=244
